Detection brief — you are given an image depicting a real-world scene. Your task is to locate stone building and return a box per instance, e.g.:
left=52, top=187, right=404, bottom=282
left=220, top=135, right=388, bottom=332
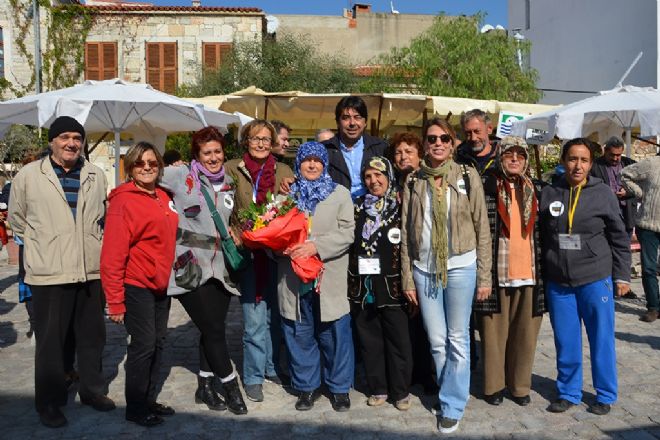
left=0, top=0, right=264, bottom=97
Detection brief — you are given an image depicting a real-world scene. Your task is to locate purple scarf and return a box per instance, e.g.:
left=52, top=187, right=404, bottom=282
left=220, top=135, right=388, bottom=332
left=191, top=159, right=225, bottom=189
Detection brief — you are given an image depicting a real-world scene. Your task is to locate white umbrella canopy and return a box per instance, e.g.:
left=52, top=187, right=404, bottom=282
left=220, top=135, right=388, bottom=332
left=0, top=78, right=241, bottom=184
left=511, top=85, right=660, bottom=153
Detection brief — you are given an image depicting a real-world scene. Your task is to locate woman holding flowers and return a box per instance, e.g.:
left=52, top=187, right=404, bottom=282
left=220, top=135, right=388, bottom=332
left=400, top=118, right=491, bottom=434
left=225, top=119, right=294, bottom=402
left=278, top=142, right=355, bottom=412
left=160, top=127, right=248, bottom=415
left=348, top=156, right=413, bottom=411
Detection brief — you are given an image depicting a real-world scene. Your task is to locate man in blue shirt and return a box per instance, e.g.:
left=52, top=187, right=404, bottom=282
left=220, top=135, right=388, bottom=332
left=322, top=96, right=387, bottom=201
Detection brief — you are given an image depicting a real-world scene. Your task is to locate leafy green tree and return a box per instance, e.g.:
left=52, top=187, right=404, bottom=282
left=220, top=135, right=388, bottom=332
left=360, top=14, right=541, bottom=103
left=179, top=34, right=359, bottom=96
left=0, top=125, right=45, bottom=179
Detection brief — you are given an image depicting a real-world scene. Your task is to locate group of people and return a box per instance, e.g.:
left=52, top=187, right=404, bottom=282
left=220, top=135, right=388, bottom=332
left=6, top=94, right=658, bottom=434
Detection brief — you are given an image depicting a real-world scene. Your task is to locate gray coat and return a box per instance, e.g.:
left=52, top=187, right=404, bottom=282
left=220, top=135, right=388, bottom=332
left=277, top=185, right=355, bottom=322
left=161, top=166, right=240, bottom=296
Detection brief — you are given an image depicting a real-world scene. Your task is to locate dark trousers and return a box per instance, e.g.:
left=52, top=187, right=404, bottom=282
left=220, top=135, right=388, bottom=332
left=281, top=293, right=354, bottom=394
left=637, top=227, right=660, bottom=311
left=352, top=304, right=412, bottom=401
left=409, top=313, right=434, bottom=388
left=32, top=280, right=106, bottom=413
left=177, top=280, right=233, bottom=378
left=124, top=285, right=171, bottom=417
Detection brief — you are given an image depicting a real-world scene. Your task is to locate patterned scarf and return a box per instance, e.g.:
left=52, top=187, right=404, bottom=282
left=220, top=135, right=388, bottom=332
left=359, top=157, right=399, bottom=255
left=496, top=172, right=537, bottom=238
left=290, top=142, right=337, bottom=214
left=419, top=157, right=451, bottom=288
left=243, top=152, right=276, bottom=205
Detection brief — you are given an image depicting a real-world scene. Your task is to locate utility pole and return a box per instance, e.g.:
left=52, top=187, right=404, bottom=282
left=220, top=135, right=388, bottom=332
left=33, top=0, right=41, bottom=94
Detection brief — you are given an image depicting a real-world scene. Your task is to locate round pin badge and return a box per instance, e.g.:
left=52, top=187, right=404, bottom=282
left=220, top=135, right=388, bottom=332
left=223, top=194, right=234, bottom=210
left=457, top=178, right=468, bottom=195
left=168, top=200, right=178, bottom=213
left=387, top=227, right=401, bottom=244
left=549, top=201, right=564, bottom=217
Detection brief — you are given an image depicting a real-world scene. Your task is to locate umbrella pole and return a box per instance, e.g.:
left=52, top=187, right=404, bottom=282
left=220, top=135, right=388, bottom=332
left=625, top=128, right=632, bottom=157
left=114, top=131, right=121, bottom=187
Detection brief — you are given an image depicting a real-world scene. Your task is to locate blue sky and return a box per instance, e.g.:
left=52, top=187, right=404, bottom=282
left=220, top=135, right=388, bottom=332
left=149, top=0, right=508, bottom=27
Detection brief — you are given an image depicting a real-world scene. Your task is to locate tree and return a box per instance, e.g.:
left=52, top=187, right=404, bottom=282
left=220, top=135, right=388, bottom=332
left=0, top=125, right=45, bottom=180
left=179, top=34, right=360, bottom=96
left=360, top=14, right=542, bottom=103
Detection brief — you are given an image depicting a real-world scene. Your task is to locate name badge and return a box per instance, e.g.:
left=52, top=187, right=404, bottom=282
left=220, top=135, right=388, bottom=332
left=358, top=256, right=381, bottom=275
left=558, top=234, right=581, bottom=250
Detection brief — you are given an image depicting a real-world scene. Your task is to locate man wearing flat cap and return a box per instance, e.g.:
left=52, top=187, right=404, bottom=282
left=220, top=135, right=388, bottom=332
left=9, top=115, right=115, bottom=428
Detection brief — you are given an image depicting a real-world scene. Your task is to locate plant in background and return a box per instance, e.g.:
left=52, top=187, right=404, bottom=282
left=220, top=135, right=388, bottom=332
left=0, top=125, right=45, bottom=180
left=360, top=13, right=541, bottom=103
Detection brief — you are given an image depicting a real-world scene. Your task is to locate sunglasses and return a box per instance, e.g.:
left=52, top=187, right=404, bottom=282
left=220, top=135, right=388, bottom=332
left=426, top=134, right=452, bottom=144
left=134, top=160, right=159, bottom=168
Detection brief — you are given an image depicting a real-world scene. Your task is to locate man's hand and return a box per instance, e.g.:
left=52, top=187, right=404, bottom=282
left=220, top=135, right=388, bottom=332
left=476, top=287, right=491, bottom=301
left=109, top=313, right=124, bottom=324
left=279, top=177, right=295, bottom=195
left=284, top=241, right=318, bottom=259
left=615, top=282, right=630, bottom=297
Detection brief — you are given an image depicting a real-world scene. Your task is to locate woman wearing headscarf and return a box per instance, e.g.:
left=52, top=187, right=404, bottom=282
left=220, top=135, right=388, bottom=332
left=348, top=156, right=413, bottom=410
left=400, top=118, right=491, bottom=434
left=225, top=119, right=294, bottom=402
left=278, top=141, right=355, bottom=412
left=474, top=136, right=545, bottom=407
left=160, top=127, right=248, bottom=415
left=102, top=142, right=178, bottom=427
left=540, top=138, right=631, bottom=416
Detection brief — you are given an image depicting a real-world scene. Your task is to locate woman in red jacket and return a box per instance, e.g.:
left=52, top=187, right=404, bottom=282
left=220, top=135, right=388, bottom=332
left=101, top=142, right=178, bottom=427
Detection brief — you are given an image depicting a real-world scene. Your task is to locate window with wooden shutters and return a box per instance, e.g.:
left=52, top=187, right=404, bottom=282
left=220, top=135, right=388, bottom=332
left=85, top=42, right=117, bottom=81
left=146, top=42, right=178, bottom=93
left=202, top=42, right=232, bottom=71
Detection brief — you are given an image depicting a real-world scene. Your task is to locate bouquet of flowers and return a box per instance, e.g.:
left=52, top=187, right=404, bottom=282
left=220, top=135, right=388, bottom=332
left=239, top=193, right=323, bottom=283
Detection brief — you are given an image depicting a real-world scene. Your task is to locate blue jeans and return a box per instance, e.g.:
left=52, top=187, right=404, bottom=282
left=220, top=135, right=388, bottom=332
left=240, top=258, right=280, bottom=385
left=546, top=277, right=617, bottom=404
left=414, top=262, right=476, bottom=420
left=637, top=227, right=660, bottom=312
left=281, top=293, right=354, bottom=393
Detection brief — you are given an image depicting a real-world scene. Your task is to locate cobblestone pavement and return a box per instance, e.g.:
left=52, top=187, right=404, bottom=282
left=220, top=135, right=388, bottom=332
left=0, top=262, right=659, bottom=440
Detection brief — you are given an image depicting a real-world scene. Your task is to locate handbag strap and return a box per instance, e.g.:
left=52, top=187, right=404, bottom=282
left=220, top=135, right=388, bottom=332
left=200, top=186, right=231, bottom=241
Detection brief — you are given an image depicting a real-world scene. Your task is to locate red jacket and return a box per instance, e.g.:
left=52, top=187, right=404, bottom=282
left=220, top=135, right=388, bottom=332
left=101, top=182, right=178, bottom=315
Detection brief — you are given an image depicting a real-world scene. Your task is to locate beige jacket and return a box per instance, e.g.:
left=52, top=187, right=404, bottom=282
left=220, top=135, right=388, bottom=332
left=8, top=157, right=108, bottom=285
left=621, top=156, right=660, bottom=233
left=277, top=185, right=355, bottom=322
left=400, top=160, right=492, bottom=291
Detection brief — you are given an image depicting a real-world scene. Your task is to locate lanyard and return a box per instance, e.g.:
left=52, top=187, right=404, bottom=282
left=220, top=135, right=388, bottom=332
left=480, top=158, right=494, bottom=176
left=567, top=184, right=583, bottom=234
left=251, top=164, right=265, bottom=203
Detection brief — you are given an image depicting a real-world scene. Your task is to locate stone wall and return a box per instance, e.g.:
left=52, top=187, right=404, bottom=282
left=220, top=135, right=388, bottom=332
left=87, top=10, right=263, bottom=88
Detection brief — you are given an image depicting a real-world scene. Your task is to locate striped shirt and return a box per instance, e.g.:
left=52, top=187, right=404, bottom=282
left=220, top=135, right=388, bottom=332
left=50, top=157, right=83, bottom=221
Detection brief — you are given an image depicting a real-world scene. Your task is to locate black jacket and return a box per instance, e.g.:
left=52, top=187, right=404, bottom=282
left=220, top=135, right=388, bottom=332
left=454, top=141, right=499, bottom=182
left=589, top=156, right=637, bottom=230
left=539, top=176, right=631, bottom=287
left=323, top=134, right=388, bottom=191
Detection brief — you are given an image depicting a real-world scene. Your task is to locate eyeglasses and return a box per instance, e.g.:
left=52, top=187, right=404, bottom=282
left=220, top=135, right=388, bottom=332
left=501, top=150, right=527, bottom=160
left=426, top=134, right=452, bottom=144
left=134, top=160, right=159, bottom=168
left=248, top=136, right=272, bottom=146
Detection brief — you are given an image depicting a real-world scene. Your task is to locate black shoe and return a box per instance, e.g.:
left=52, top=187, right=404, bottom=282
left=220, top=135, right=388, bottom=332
left=126, top=412, right=164, bottom=427
left=484, top=390, right=504, bottom=406
left=330, top=393, right=351, bottom=412
left=195, top=376, right=227, bottom=411
left=438, top=417, right=460, bottom=434
left=547, top=399, right=575, bottom=413
left=588, top=402, right=611, bottom=415
left=295, top=391, right=319, bottom=411
left=223, top=378, right=248, bottom=415
left=511, top=395, right=531, bottom=406
left=39, top=405, right=67, bottom=428
left=80, top=394, right=116, bottom=412
left=244, top=383, right=264, bottom=402
left=148, top=402, right=175, bottom=416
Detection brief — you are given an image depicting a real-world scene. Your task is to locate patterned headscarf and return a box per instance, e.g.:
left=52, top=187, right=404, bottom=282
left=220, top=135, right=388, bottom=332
left=290, top=141, right=337, bottom=214
left=358, top=156, right=399, bottom=254
left=497, top=136, right=537, bottom=237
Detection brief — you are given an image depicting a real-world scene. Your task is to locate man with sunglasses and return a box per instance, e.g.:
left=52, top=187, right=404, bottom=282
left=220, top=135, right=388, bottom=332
left=455, top=109, right=499, bottom=177
left=9, top=116, right=114, bottom=428
left=322, top=96, right=388, bottom=201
